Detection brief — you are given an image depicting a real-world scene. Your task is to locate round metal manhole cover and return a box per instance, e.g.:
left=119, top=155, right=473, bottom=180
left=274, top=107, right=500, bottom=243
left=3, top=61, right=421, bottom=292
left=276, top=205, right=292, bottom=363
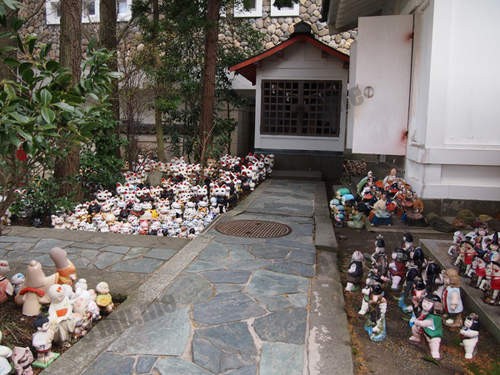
left=215, top=220, right=292, bottom=238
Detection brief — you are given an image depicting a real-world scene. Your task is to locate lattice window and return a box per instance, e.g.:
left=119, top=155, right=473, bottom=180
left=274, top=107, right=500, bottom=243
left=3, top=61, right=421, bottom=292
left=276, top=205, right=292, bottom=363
left=261, top=80, right=342, bottom=137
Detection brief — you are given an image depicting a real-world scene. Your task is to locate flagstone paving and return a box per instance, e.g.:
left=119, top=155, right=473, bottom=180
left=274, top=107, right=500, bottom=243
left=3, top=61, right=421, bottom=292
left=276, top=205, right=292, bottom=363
left=77, top=180, right=319, bottom=375
left=0, top=179, right=345, bottom=375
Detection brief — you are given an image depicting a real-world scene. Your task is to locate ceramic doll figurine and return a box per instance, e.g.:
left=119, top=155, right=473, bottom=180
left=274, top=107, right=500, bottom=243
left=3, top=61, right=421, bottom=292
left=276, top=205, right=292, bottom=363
left=440, top=268, right=464, bottom=327
left=469, top=254, right=487, bottom=288
left=345, top=251, right=364, bottom=292
left=448, top=231, right=465, bottom=261
left=383, top=168, right=399, bottom=189
left=47, top=284, right=76, bottom=344
left=49, top=247, right=76, bottom=286
left=370, top=235, right=388, bottom=278
left=398, top=262, right=423, bottom=313
left=11, top=346, right=34, bottom=375
left=388, top=249, right=407, bottom=290
left=455, top=240, right=476, bottom=276
left=31, top=315, right=59, bottom=369
left=15, top=260, right=58, bottom=316
left=409, top=294, right=443, bottom=360
left=10, top=273, right=25, bottom=297
left=460, top=313, right=479, bottom=359
left=72, top=293, right=93, bottom=339
left=484, top=252, right=500, bottom=305
left=95, top=281, right=114, bottom=314
left=0, top=260, right=14, bottom=304
left=423, top=260, right=443, bottom=294
left=0, top=331, right=12, bottom=375
left=369, top=193, right=392, bottom=226
left=363, top=284, right=387, bottom=342
left=401, top=232, right=414, bottom=255
left=358, top=271, right=384, bottom=316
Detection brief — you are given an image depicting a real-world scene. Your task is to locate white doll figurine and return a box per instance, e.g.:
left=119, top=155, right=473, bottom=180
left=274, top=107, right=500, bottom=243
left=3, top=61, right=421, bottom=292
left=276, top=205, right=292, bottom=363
left=448, top=231, right=464, bottom=260
left=440, top=268, right=464, bottom=327
left=345, top=251, right=364, bottom=292
left=10, top=273, right=25, bottom=297
left=47, top=284, right=76, bottom=345
left=0, top=331, right=13, bottom=375
left=0, top=260, right=13, bottom=304
left=31, top=315, right=59, bottom=369
left=409, top=294, right=443, bottom=360
left=460, top=313, right=479, bottom=359
left=11, top=346, right=34, bottom=375
left=95, top=282, right=114, bottom=314
left=388, top=250, right=407, bottom=290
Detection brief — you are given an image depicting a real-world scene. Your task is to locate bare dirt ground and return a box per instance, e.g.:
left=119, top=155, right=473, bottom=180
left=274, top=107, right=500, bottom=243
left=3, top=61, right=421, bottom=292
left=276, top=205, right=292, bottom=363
left=335, top=225, right=500, bottom=375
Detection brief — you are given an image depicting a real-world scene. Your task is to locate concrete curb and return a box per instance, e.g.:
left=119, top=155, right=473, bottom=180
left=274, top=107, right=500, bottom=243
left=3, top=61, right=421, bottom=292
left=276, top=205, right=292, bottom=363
left=307, top=251, right=354, bottom=375
left=314, top=182, right=338, bottom=251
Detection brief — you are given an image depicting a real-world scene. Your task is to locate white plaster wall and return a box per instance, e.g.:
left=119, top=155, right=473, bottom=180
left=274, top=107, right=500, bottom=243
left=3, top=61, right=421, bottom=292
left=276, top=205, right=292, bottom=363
left=254, top=42, right=348, bottom=152
left=406, top=0, right=500, bottom=201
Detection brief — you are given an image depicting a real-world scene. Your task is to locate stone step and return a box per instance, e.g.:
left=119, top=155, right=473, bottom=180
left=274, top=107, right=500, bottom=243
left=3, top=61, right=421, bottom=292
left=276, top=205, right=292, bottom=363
left=420, top=238, right=500, bottom=343
left=272, top=170, right=322, bottom=181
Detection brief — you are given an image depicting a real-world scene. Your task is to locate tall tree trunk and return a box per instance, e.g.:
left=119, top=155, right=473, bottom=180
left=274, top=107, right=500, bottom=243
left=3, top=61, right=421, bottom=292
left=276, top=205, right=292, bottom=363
left=199, top=0, right=220, bottom=166
left=99, top=0, right=121, bottom=157
left=54, top=0, right=82, bottom=199
left=152, top=0, right=166, bottom=161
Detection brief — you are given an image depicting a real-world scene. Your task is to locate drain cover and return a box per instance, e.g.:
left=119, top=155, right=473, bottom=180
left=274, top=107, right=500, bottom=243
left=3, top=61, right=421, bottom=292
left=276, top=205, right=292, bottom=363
left=215, top=220, right=291, bottom=238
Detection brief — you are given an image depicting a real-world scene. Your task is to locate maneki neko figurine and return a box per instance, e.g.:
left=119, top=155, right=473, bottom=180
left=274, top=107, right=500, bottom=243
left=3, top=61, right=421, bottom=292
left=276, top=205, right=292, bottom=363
left=0, top=260, right=14, bottom=304
left=32, top=315, right=59, bottom=369
left=49, top=247, right=77, bottom=286
left=47, top=284, right=76, bottom=345
left=409, top=294, right=443, bottom=360
left=362, top=284, right=387, bottom=342
left=345, top=251, right=364, bottom=292
left=460, top=313, right=480, bottom=359
left=15, top=261, right=58, bottom=316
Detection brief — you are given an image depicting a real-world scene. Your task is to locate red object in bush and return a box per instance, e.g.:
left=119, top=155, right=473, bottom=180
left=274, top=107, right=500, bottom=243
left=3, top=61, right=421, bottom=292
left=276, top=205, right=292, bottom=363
left=16, top=147, right=27, bottom=161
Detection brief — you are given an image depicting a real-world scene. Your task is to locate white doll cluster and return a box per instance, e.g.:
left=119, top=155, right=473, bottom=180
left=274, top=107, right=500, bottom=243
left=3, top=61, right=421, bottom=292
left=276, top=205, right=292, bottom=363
left=49, top=153, right=274, bottom=238
left=0, top=249, right=114, bottom=372
left=447, top=225, right=499, bottom=305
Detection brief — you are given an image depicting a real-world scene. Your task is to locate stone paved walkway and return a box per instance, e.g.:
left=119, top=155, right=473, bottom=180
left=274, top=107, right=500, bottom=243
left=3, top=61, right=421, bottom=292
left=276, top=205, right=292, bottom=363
left=78, top=180, right=319, bottom=375
left=0, top=228, right=188, bottom=295
left=3, top=179, right=349, bottom=375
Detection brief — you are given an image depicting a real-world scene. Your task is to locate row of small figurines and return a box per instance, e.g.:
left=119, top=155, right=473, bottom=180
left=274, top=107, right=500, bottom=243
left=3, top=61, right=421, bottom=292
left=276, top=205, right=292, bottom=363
left=447, top=227, right=499, bottom=305
left=344, top=233, right=479, bottom=361
left=0, top=248, right=114, bottom=373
